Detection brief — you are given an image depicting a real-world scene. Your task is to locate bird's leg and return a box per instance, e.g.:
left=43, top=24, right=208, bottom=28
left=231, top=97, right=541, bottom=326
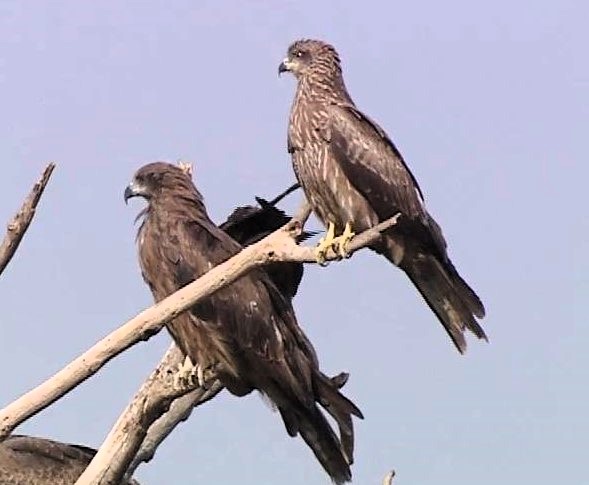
left=173, top=355, right=205, bottom=391
left=172, top=356, right=218, bottom=391
left=196, top=364, right=206, bottom=388
left=331, top=221, right=355, bottom=258
left=314, top=221, right=337, bottom=265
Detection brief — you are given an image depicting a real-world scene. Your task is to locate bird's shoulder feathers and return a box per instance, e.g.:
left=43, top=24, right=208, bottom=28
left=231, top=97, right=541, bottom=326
left=324, top=103, right=426, bottom=220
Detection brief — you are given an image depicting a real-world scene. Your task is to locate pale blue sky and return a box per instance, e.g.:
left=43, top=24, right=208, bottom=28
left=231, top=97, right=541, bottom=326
left=0, top=1, right=586, bottom=484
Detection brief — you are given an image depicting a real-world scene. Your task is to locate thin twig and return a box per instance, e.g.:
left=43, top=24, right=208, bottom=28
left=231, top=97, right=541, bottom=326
left=292, top=200, right=312, bottom=228
left=0, top=212, right=399, bottom=444
left=267, top=182, right=300, bottom=206
left=0, top=163, right=55, bottom=276
left=382, top=470, right=396, bottom=485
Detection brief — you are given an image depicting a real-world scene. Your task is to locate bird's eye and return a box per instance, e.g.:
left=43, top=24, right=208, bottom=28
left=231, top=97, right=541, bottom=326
left=294, top=50, right=304, bottom=58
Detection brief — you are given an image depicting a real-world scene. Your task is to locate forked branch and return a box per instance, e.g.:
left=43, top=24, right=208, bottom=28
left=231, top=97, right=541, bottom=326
left=0, top=210, right=398, bottom=440
left=0, top=202, right=398, bottom=484
left=71, top=210, right=399, bottom=484
left=75, top=344, right=223, bottom=484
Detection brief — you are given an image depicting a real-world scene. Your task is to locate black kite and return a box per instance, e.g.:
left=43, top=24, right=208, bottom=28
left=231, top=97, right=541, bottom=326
left=125, top=162, right=362, bottom=484
left=279, top=39, right=486, bottom=353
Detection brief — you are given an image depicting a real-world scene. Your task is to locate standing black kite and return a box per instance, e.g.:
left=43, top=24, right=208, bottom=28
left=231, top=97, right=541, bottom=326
left=124, top=162, right=362, bottom=484
left=279, top=39, right=486, bottom=353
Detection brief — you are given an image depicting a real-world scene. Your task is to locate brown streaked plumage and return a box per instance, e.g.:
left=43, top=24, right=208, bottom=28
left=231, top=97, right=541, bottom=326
left=279, top=39, right=486, bottom=353
left=125, top=162, right=362, bottom=484
left=0, top=435, right=139, bottom=484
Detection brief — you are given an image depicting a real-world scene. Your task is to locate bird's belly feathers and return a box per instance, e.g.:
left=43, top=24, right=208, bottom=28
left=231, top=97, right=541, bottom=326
left=293, top=147, right=378, bottom=234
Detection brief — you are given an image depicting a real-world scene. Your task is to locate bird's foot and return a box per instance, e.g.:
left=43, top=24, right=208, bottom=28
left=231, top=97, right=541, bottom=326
left=314, top=222, right=336, bottom=266
left=331, top=222, right=355, bottom=258
left=173, top=356, right=208, bottom=391
left=314, top=222, right=355, bottom=263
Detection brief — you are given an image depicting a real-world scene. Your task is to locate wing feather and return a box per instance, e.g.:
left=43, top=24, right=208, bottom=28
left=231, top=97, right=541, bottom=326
left=325, top=104, right=425, bottom=221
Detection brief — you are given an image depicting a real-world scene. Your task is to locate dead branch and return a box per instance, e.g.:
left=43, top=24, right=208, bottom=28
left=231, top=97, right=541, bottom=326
left=74, top=210, right=399, bottom=484
left=0, top=163, right=55, bottom=276
left=126, top=371, right=222, bottom=478
left=293, top=200, right=312, bottom=226
left=74, top=344, right=222, bottom=484
left=0, top=211, right=399, bottom=471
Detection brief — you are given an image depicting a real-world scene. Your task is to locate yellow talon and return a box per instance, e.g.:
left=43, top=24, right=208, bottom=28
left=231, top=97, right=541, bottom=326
left=314, top=221, right=336, bottom=265
left=314, top=221, right=355, bottom=264
left=334, top=222, right=355, bottom=258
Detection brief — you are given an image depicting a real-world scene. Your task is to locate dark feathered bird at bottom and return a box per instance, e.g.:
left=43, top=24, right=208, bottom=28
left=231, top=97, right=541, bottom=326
left=0, top=435, right=140, bottom=485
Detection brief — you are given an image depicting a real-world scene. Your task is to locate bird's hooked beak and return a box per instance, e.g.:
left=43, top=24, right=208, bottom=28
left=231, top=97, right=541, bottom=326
left=278, top=57, right=294, bottom=76
left=124, top=181, right=145, bottom=204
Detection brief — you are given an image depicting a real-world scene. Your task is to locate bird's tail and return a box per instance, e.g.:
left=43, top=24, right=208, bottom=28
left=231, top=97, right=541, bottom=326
left=388, top=243, right=486, bottom=353
left=297, top=405, right=352, bottom=484
left=278, top=373, right=363, bottom=484
left=314, top=372, right=364, bottom=466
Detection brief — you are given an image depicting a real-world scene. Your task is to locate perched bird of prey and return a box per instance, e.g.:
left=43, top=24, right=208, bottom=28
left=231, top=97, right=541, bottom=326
left=125, top=162, right=362, bottom=484
left=279, top=39, right=486, bottom=353
left=0, top=435, right=139, bottom=485
left=219, top=185, right=315, bottom=300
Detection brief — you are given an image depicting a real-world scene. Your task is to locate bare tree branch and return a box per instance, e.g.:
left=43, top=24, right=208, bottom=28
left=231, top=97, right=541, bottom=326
left=0, top=211, right=399, bottom=469
left=126, top=366, right=222, bottom=478
left=0, top=163, right=55, bottom=277
left=74, top=343, right=222, bottom=484
left=74, top=212, right=399, bottom=484
left=1, top=162, right=395, bottom=482
left=293, top=200, right=312, bottom=226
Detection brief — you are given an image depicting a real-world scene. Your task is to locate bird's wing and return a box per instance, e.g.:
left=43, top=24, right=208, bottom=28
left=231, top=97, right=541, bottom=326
left=2, top=436, right=95, bottom=465
left=176, top=217, right=316, bottom=400
left=219, top=203, right=289, bottom=246
left=0, top=436, right=140, bottom=484
left=170, top=217, right=308, bottom=368
left=325, top=103, right=426, bottom=221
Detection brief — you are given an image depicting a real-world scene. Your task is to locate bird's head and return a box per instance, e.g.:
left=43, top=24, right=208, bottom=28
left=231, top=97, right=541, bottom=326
left=278, top=39, right=342, bottom=80
left=124, top=162, right=193, bottom=204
